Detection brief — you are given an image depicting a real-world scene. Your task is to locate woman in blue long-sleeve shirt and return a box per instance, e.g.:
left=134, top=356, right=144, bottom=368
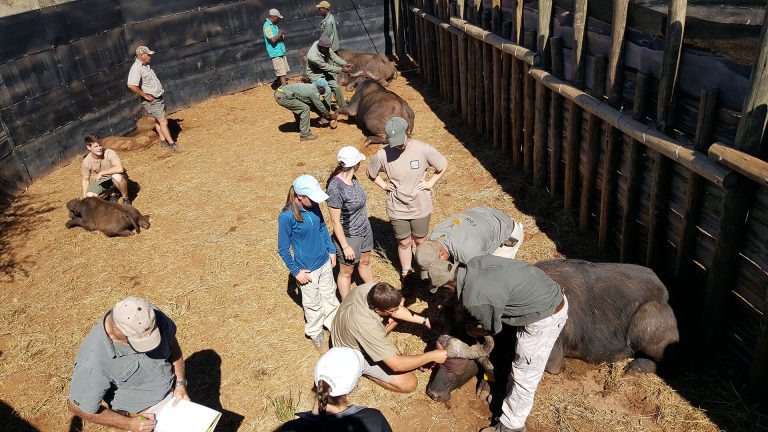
left=278, top=175, right=339, bottom=351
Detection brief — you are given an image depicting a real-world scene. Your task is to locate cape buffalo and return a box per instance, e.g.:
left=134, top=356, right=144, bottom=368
left=65, top=197, right=150, bottom=237
left=426, top=259, right=680, bottom=402
left=336, top=49, right=398, bottom=90
left=337, top=79, right=415, bottom=144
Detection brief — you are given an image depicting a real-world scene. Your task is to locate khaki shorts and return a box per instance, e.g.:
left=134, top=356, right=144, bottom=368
left=142, top=97, right=166, bottom=119
left=86, top=177, right=115, bottom=195
left=362, top=358, right=394, bottom=384
left=272, top=56, right=290, bottom=77
left=390, top=214, right=431, bottom=240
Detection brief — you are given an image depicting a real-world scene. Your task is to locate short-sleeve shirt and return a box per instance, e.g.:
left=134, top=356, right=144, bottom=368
left=68, top=309, right=176, bottom=414
left=331, top=282, right=398, bottom=363
left=366, top=139, right=448, bottom=219
left=127, top=60, right=164, bottom=98
left=81, top=149, right=122, bottom=183
left=430, top=207, right=516, bottom=264
left=326, top=176, right=372, bottom=237
left=263, top=19, right=287, bottom=58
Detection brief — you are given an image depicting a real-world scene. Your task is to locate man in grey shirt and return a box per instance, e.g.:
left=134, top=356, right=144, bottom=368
left=127, top=46, right=181, bottom=152
left=68, top=297, right=190, bottom=431
left=427, top=256, right=568, bottom=432
left=415, top=206, right=524, bottom=282
left=306, top=36, right=353, bottom=109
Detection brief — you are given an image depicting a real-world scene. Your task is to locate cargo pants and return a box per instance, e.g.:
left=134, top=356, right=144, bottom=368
left=275, top=92, right=314, bottom=138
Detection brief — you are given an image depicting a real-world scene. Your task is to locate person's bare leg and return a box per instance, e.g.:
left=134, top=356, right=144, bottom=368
left=397, top=236, right=414, bottom=273
left=112, top=174, right=129, bottom=199
left=154, top=123, right=166, bottom=144
left=337, top=263, right=354, bottom=299
left=157, top=117, right=175, bottom=144
left=365, top=372, right=417, bottom=393
left=280, top=75, right=287, bottom=86
left=413, top=235, right=427, bottom=247
left=357, top=251, right=373, bottom=283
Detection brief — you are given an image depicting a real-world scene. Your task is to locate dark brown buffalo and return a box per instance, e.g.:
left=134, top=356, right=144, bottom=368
left=65, top=198, right=150, bottom=237
left=336, top=49, right=398, bottom=90
left=426, top=259, right=680, bottom=402
left=338, top=79, right=415, bottom=144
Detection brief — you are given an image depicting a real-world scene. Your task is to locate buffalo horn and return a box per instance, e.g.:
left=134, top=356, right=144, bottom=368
left=439, top=335, right=495, bottom=359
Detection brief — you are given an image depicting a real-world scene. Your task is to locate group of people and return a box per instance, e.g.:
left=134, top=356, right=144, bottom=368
left=66, top=5, right=572, bottom=432
left=265, top=3, right=353, bottom=141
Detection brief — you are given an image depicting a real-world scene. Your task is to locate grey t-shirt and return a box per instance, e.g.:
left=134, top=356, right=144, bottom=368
left=69, top=309, right=176, bottom=414
left=457, top=255, right=563, bottom=332
left=326, top=176, right=372, bottom=238
left=127, top=59, right=164, bottom=98
left=430, top=207, right=516, bottom=264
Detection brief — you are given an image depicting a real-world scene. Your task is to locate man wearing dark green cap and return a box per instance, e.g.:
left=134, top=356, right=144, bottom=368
left=316, top=1, right=340, bottom=51
left=275, top=79, right=337, bottom=141
left=367, top=117, right=448, bottom=278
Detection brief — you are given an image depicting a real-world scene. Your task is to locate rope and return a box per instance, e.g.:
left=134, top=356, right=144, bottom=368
left=348, top=0, right=379, bottom=53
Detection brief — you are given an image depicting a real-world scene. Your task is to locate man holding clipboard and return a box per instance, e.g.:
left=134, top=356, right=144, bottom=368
left=68, top=297, right=190, bottom=431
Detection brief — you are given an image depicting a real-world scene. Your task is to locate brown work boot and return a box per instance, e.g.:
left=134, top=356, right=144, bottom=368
left=300, top=134, right=318, bottom=141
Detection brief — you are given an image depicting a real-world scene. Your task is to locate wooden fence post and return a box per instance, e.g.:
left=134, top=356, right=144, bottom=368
left=484, top=41, right=494, bottom=141
left=537, top=0, right=553, bottom=70
left=459, top=33, right=469, bottom=123
left=493, top=47, right=503, bottom=148
left=523, top=30, right=536, bottom=176
left=572, top=0, right=589, bottom=89
left=579, top=55, right=607, bottom=233
left=511, top=55, right=524, bottom=169
left=501, top=52, right=512, bottom=153
left=564, top=0, right=589, bottom=210
left=467, top=35, right=476, bottom=127
left=549, top=37, right=564, bottom=197
left=452, top=32, right=461, bottom=113
left=475, top=37, right=485, bottom=132
left=492, top=0, right=501, bottom=35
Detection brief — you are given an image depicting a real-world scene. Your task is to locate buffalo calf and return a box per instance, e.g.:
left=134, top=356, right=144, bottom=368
left=66, top=198, right=150, bottom=237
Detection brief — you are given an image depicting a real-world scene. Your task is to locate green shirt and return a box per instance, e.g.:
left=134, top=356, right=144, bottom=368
left=277, top=83, right=330, bottom=116
left=457, top=256, right=563, bottom=333
left=320, top=13, right=340, bottom=51
left=331, top=282, right=398, bottom=363
left=430, top=207, right=516, bottom=264
left=68, top=309, right=176, bottom=414
left=306, top=41, right=347, bottom=81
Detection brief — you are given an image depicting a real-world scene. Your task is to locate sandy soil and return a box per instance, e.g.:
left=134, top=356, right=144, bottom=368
left=0, top=73, right=733, bottom=432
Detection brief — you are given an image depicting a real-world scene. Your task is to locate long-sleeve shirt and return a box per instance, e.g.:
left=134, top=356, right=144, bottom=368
left=320, top=13, right=340, bottom=51
left=277, top=83, right=329, bottom=116
left=278, top=204, right=335, bottom=276
left=306, top=41, right=347, bottom=81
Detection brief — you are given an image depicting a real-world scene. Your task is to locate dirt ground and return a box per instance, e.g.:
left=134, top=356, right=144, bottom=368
left=0, top=72, right=753, bottom=432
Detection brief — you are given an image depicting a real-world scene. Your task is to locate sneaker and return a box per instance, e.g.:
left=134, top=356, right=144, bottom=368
left=300, top=134, right=318, bottom=141
left=168, top=143, right=183, bottom=152
left=311, top=333, right=327, bottom=353
left=159, top=140, right=170, bottom=148
left=122, top=197, right=132, bottom=206
left=108, top=194, right=119, bottom=202
left=318, top=117, right=330, bottom=126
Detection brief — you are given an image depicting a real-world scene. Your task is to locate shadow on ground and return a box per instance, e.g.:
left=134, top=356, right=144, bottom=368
left=398, top=67, right=768, bottom=431
left=0, top=194, right=57, bottom=282
left=185, top=349, right=245, bottom=432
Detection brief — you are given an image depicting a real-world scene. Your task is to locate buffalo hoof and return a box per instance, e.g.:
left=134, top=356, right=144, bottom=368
left=624, top=358, right=657, bottom=374
left=476, top=379, right=492, bottom=403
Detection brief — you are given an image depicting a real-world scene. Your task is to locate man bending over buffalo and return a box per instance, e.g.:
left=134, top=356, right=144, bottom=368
left=306, top=36, right=353, bottom=109
left=426, top=256, right=568, bottom=432
left=81, top=135, right=131, bottom=205
left=331, top=282, right=448, bottom=393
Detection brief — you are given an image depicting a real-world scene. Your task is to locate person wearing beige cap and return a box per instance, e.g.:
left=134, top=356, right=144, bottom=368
left=264, top=8, right=289, bottom=87
left=68, top=297, right=189, bottom=431
left=367, top=116, right=448, bottom=279
left=279, top=347, right=393, bottom=431
left=325, top=146, right=374, bottom=298
left=316, top=1, right=340, bottom=51
left=127, top=46, right=181, bottom=152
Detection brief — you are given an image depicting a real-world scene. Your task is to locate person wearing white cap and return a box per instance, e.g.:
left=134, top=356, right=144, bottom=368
left=279, top=347, right=393, bottom=431
left=316, top=1, right=340, bottom=51
left=68, top=297, right=189, bottom=431
left=264, top=8, right=289, bottom=87
left=278, top=175, right=339, bottom=351
left=127, top=46, right=181, bottom=152
left=325, top=146, right=374, bottom=298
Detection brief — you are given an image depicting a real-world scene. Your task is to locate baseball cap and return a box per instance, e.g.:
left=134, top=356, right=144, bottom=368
left=314, top=78, right=332, bottom=99
left=415, top=240, right=442, bottom=279
left=293, top=175, right=329, bottom=203
left=269, top=8, right=283, bottom=18
left=135, top=46, right=155, bottom=56
left=337, top=146, right=366, bottom=168
left=314, top=347, right=364, bottom=396
left=316, top=1, right=331, bottom=8
left=112, top=297, right=161, bottom=353
left=318, top=36, right=332, bottom=48
left=427, top=260, right=458, bottom=293
left=385, top=117, right=408, bottom=147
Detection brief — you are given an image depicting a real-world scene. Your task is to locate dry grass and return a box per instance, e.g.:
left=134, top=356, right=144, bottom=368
left=0, top=73, right=760, bottom=432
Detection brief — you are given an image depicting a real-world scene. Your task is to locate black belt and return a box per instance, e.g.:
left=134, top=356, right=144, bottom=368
left=553, top=298, right=565, bottom=314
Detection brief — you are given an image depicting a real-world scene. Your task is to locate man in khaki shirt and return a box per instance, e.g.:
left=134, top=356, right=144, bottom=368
left=367, top=117, right=448, bottom=278
left=331, top=282, right=448, bottom=393
left=80, top=135, right=130, bottom=205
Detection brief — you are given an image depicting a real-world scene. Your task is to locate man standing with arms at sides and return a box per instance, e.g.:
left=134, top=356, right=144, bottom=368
left=126, top=46, right=181, bottom=152
left=264, top=8, right=289, bottom=88
left=316, top=1, right=340, bottom=51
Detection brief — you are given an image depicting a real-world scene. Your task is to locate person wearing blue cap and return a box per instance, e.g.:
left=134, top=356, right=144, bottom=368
left=278, top=175, right=339, bottom=351
left=275, top=79, right=337, bottom=141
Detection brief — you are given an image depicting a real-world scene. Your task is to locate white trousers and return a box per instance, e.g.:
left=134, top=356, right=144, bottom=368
left=493, top=222, right=525, bottom=259
left=501, top=295, right=568, bottom=429
left=299, top=259, right=339, bottom=338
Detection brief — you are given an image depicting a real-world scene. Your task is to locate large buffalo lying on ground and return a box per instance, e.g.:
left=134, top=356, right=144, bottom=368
left=66, top=198, right=150, bottom=237
left=337, top=49, right=398, bottom=90
left=338, top=79, right=415, bottom=144
left=426, top=259, right=680, bottom=402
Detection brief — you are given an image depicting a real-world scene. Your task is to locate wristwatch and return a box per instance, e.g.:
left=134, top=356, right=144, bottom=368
left=422, top=317, right=428, bottom=326
left=175, top=379, right=188, bottom=388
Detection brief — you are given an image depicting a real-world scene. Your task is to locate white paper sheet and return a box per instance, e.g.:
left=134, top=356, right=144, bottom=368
left=154, top=398, right=221, bottom=432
